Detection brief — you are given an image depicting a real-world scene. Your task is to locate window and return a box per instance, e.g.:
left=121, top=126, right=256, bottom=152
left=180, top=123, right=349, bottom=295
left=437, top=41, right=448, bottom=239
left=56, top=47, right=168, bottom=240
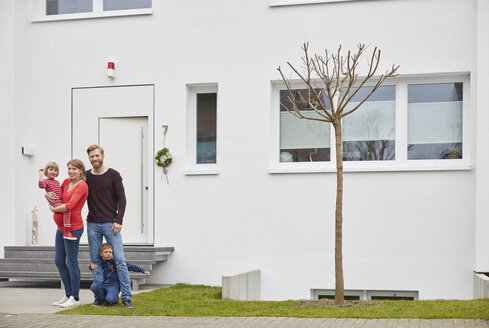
left=32, top=0, right=152, bottom=21
left=407, top=83, right=463, bottom=160
left=279, top=89, right=331, bottom=162
left=46, top=0, right=92, bottom=15
left=186, top=84, right=218, bottom=175
left=272, top=75, right=469, bottom=172
left=342, top=85, right=396, bottom=161
left=311, top=289, right=419, bottom=300
left=196, top=93, right=217, bottom=164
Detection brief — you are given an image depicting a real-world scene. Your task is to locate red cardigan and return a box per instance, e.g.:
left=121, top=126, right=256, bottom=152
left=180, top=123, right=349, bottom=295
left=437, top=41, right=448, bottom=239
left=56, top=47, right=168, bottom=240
left=54, top=179, right=88, bottom=231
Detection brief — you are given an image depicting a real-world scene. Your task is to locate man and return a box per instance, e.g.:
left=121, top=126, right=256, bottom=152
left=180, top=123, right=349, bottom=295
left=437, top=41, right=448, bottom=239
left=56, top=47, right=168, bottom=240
left=84, top=144, right=134, bottom=308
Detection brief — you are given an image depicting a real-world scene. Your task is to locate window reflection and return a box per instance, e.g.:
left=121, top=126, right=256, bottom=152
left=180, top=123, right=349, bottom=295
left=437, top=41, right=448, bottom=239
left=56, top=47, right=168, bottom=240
left=196, top=93, right=217, bottom=164
left=46, top=0, right=92, bottom=15
left=408, top=83, right=463, bottom=160
left=342, top=85, right=396, bottom=161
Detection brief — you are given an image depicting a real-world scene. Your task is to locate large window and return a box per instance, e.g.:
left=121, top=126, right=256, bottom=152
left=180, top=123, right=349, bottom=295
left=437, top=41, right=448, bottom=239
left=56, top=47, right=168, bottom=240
left=273, top=75, right=469, bottom=172
left=33, top=0, right=152, bottom=20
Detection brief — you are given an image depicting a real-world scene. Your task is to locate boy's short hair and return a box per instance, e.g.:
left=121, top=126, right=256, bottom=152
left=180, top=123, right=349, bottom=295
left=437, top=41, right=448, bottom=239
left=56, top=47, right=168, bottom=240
left=44, top=161, right=59, bottom=177
left=99, top=243, right=113, bottom=253
left=87, top=144, right=105, bottom=155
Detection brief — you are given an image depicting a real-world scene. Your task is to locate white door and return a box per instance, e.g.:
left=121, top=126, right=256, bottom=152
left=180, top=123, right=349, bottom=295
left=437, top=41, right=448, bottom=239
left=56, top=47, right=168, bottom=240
left=72, top=85, right=154, bottom=245
left=99, top=117, right=149, bottom=244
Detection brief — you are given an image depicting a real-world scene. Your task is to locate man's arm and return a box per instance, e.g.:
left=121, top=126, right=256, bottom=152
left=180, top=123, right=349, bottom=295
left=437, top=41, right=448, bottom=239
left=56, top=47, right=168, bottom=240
left=112, top=170, right=127, bottom=234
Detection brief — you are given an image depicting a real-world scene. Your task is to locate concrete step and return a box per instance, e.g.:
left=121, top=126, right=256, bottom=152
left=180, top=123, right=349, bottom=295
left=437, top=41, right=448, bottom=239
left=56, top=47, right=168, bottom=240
left=1, top=245, right=174, bottom=290
left=0, top=258, right=154, bottom=273
left=4, top=246, right=174, bottom=261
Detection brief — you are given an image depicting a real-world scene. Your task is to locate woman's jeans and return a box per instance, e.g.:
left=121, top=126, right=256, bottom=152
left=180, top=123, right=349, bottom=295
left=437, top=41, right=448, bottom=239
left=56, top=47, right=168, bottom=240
left=54, top=227, right=84, bottom=298
left=87, top=222, right=132, bottom=301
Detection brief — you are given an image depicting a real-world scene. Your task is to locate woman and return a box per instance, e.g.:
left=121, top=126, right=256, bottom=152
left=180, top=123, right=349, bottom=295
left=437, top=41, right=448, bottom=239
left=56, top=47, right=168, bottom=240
left=49, top=159, right=89, bottom=308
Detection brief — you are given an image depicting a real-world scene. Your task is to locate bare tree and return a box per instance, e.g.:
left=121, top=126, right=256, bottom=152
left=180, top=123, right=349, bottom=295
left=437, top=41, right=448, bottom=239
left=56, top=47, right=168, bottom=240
left=278, top=43, right=399, bottom=305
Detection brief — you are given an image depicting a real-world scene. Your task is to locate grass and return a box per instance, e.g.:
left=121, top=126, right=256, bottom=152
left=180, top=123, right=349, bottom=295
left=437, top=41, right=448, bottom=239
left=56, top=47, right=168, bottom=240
left=59, top=284, right=489, bottom=319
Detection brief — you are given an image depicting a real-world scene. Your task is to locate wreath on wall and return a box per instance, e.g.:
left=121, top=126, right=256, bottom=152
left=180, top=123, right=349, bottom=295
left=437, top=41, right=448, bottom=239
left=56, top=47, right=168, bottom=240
left=155, top=147, right=172, bottom=168
left=155, top=125, right=172, bottom=184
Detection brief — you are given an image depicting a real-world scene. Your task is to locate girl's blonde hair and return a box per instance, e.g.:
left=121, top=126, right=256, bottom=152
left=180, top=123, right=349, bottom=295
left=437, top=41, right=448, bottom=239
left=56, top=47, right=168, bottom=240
left=67, top=159, right=86, bottom=181
left=44, top=161, right=59, bottom=177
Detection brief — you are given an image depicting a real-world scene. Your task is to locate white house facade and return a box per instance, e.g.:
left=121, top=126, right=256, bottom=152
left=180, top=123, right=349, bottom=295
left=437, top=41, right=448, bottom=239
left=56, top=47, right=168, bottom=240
left=1, top=0, right=488, bottom=300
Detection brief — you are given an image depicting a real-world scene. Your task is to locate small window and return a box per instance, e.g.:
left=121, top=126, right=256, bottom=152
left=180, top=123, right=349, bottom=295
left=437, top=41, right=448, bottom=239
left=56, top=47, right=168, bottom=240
left=196, top=93, right=217, bottom=164
left=407, top=83, right=463, bottom=160
left=311, top=288, right=418, bottom=300
left=186, top=83, right=218, bottom=174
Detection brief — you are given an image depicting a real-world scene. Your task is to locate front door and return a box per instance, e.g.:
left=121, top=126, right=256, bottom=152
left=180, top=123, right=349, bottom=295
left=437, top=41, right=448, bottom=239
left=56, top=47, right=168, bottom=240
left=99, top=117, right=149, bottom=244
left=72, top=85, right=154, bottom=244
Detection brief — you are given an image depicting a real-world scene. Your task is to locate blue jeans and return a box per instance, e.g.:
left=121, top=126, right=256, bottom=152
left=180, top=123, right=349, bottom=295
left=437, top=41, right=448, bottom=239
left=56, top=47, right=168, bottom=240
left=54, top=227, right=83, bottom=299
left=90, top=281, right=120, bottom=304
left=87, top=222, right=132, bottom=300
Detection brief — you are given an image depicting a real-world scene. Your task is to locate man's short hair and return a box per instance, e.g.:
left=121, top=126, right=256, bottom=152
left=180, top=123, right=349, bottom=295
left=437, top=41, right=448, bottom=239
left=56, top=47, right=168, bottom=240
left=86, top=144, right=105, bottom=155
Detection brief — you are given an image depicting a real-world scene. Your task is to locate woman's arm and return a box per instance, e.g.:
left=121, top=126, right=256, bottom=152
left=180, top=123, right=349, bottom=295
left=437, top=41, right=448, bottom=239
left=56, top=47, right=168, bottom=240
left=50, top=204, right=67, bottom=213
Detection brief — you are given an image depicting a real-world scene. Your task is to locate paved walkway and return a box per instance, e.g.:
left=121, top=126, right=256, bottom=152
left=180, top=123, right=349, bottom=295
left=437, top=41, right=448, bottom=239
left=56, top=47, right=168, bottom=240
left=0, top=281, right=488, bottom=328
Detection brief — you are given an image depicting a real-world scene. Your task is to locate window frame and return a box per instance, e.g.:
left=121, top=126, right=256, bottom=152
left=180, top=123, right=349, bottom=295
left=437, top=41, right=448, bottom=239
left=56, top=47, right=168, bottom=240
left=30, top=0, right=152, bottom=22
left=270, top=74, right=470, bottom=173
left=185, top=83, right=219, bottom=175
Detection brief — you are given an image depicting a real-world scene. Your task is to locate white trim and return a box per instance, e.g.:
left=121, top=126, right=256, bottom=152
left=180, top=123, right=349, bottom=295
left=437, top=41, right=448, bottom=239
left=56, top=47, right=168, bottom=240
left=30, top=0, right=152, bottom=22
left=184, top=170, right=219, bottom=176
left=186, top=83, right=219, bottom=175
left=270, top=74, right=471, bottom=173
left=270, top=0, right=379, bottom=7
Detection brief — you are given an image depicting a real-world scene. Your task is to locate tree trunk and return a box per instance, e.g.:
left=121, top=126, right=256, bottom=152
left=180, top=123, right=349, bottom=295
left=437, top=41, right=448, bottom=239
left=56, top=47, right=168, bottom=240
left=333, top=120, right=344, bottom=305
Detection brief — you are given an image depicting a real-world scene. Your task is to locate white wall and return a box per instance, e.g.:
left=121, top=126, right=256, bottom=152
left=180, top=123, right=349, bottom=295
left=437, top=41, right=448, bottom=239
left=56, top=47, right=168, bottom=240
left=0, top=0, right=17, bottom=257
left=475, top=0, right=489, bottom=272
left=3, top=0, right=482, bottom=299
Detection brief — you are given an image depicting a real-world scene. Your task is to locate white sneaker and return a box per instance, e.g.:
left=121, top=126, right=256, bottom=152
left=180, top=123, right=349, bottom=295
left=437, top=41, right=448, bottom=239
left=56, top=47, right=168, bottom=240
left=52, top=295, right=69, bottom=306
left=59, top=296, right=80, bottom=308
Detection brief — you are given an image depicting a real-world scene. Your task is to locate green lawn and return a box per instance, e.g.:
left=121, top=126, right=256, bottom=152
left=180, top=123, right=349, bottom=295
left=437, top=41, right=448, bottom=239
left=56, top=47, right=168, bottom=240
left=60, top=284, right=489, bottom=319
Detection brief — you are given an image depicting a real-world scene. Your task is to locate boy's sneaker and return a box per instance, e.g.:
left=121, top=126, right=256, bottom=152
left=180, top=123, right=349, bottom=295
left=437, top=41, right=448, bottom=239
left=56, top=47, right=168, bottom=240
left=91, top=299, right=106, bottom=307
left=59, top=296, right=80, bottom=308
left=122, top=299, right=134, bottom=308
left=63, top=231, right=77, bottom=240
left=52, top=295, right=69, bottom=306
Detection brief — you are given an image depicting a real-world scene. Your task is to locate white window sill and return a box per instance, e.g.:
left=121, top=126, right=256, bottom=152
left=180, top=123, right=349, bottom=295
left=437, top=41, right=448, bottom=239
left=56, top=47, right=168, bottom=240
left=184, top=170, right=219, bottom=176
left=270, top=0, right=370, bottom=7
left=269, top=163, right=472, bottom=174
left=31, top=8, right=152, bottom=22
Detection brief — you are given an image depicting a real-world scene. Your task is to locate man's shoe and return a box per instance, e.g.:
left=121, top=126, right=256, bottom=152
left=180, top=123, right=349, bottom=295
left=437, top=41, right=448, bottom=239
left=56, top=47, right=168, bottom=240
left=122, top=299, right=134, bottom=308
left=91, top=299, right=106, bottom=307
left=52, top=295, right=69, bottom=306
left=60, top=296, right=80, bottom=308
left=63, top=231, right=77, bottom=240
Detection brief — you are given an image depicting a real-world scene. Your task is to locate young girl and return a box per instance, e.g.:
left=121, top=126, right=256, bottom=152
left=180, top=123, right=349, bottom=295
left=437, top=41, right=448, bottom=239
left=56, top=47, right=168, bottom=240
left=38, top=161, right=75, bottom=240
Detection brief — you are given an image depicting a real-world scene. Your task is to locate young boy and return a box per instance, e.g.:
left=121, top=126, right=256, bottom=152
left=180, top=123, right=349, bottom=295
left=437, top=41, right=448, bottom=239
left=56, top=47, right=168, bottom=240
left=38, top=161, right=75, bottom=240
left=89, top=243, right=150, bottom=306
